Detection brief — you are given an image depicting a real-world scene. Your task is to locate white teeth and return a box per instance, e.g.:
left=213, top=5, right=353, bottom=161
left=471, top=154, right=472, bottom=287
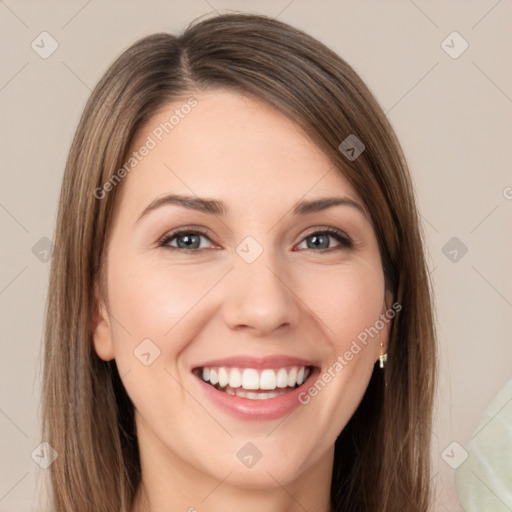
left=260, top=369, right=277, bottom=390
left=218, top=367, right=229, bottom=388
left=225, top=387, right=289, bottom=400
left=242, top=369, right=260, bottom=390
left=228, top=368, right=242, bottom=388
left=276, top=368, right=288, bottom=388
left=288, top=367, right=298, bottom=387
left=198, top=365, right=312, bottom=391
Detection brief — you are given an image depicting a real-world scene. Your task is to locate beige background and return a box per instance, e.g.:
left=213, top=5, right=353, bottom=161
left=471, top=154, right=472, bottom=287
left=1, top=1, right=511, bottom=510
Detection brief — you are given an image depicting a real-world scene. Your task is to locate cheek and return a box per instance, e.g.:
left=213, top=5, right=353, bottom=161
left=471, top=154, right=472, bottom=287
left=298, top=260, right=385, bottom=349
left=104, top=255, right=221, bottom=420
left=295, top=260, right=384, bottom=405
left=107, top=254, right=225, bottom=355
left=294, top=262, right=385, bottom=434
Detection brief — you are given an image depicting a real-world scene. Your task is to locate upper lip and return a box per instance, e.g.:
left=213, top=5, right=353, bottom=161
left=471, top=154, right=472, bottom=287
left=192, top=354, right=318, bottom=370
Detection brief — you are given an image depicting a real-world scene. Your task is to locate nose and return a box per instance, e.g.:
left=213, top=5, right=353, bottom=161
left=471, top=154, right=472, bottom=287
left=221, top=252, right=301, bottom=336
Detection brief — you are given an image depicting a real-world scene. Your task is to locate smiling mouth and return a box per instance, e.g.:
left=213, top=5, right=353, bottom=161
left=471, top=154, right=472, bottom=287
left=193, top=365, right=313, bottom=400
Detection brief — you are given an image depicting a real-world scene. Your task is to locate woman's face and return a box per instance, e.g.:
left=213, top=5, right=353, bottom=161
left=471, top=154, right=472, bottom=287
left=93, top=89, right=391, bottom=493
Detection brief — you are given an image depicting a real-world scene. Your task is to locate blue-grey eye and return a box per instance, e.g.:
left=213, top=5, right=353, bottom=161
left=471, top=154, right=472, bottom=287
left=161, top=231, right=211, bottom=250
left=297, top=229, right=352, bottom=250
left=161, top=227, right=351, bottom=252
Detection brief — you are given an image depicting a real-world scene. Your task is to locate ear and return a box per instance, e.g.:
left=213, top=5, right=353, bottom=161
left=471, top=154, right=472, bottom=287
left=91, top=279, right=115, bottom=361
left=374, top=289, right=395, bottom=363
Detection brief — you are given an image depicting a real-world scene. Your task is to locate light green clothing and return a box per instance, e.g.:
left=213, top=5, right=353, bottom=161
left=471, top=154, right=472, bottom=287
left=455, top=377, right=512, bottom=511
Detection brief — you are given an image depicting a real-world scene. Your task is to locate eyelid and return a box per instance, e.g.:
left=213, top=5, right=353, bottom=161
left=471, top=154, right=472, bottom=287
left=295, top=226, right=353, bottom=250
left=300, top=225, right=351, bottom=242
left=158, top=226, right=212, bottom=246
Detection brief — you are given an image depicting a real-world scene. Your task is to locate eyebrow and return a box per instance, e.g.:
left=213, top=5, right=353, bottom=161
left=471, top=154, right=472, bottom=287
left=135, top=193, right=368, bottom=223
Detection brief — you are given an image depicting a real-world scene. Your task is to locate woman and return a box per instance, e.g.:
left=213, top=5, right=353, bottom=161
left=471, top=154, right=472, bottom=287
left=41, top=12, right=437, bottom=512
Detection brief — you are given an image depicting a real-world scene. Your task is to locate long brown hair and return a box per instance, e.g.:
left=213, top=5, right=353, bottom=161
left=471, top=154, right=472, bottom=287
left=41, top=12, right=437, bottom=512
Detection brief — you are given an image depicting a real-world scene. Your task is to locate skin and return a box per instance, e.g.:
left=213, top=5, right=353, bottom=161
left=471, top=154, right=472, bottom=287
left=92, top=89, right=391, bottom=512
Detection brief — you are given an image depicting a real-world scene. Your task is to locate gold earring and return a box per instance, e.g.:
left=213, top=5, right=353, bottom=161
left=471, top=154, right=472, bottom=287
left=379, top=341, right=387, bottom=369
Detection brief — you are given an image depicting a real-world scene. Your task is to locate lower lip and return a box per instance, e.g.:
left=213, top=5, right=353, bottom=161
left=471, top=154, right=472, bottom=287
left=193, top=368, right=318, bottom=421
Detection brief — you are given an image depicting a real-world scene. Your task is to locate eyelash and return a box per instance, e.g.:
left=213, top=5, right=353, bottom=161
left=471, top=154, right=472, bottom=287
left=158, top=226, right=353, bottom=253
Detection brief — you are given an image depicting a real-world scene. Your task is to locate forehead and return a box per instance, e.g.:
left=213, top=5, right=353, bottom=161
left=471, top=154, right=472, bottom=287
left=117, top=89, right=363, bottom=216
